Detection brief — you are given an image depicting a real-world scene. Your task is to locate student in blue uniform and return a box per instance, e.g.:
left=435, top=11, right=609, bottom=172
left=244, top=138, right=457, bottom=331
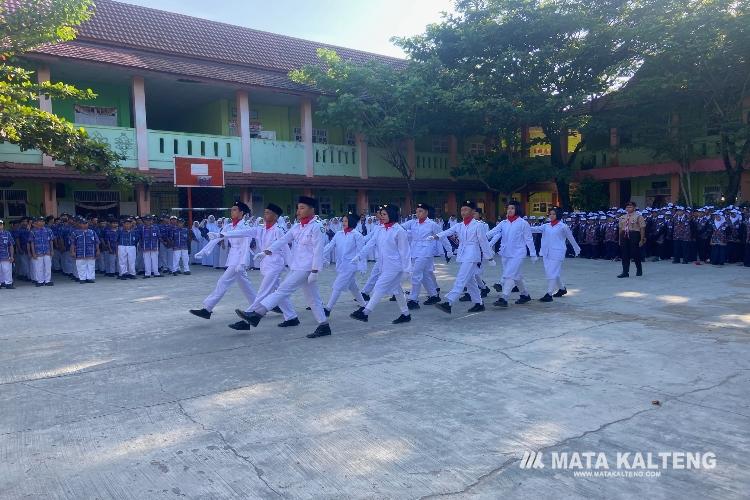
left=117, top=218, right=140, bottom=279
left=139, top=215, right=162, bottom=278
left=70, top=218, right=100, bottom=283
left=29, top=216, right=54, bottom=286
left=0, top=219, right=15, bottom=289
left=170, top=218, right=191, bottom=275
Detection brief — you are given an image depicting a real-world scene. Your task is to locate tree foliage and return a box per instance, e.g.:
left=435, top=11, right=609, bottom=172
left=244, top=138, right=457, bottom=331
left=571, top=176, right=610, bottom=212
left=0, top=0, right=149, bottom=186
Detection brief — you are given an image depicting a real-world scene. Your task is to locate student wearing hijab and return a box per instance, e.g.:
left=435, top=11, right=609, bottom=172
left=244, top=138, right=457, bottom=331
left=530, top=207, right=580, bottom=302
left=709, top=212, right=728, bottom=266
left=322, top=212, right=367, bottom=316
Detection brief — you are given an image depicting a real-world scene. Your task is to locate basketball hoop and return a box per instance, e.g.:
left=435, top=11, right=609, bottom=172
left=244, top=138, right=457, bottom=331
left=196, top=175, right=213, bottom=187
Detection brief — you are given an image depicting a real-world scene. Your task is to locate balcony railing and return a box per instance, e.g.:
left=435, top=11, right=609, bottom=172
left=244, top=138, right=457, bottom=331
left=77, top=124, right=138, bottom=168
left=0, top=142, right=42, bottom=164
left=313, top=144, right=359, bottom=177
left=148, top=130, right=241, bottom=171
left=250, top=138, right=306, bottom=175
left=415, top=152, right=451, bottom=179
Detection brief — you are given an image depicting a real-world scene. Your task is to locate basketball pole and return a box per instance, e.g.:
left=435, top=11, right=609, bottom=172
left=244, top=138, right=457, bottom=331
left=187, top=187, right=193, bottom=227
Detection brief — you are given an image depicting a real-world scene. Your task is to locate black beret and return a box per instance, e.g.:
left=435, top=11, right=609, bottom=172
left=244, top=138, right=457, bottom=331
left=416, top=202, right=432, bottom=212
left=297, top=196, right=317, bottom=208
left=266, top=203, right=283, bottom=216
left=461, top=200, right=476, bottom=210
left=232, top=200, right=251, bottom=214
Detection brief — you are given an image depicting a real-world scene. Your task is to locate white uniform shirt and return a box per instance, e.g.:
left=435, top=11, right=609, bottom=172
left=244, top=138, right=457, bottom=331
left=436, top=218, right=493, bottom=263
left=531, top=222, right=580, bottom=260
left=401, top=218, right=451, bottom=258
left=268, top=219, right=325, bottom=272
left=360, top=223, right=411, bottom=272
left=496, top=218, right=536, bottom=258
left=324, top=229, right=365, bottom=272
left=219, top=218, right=253, bottom=267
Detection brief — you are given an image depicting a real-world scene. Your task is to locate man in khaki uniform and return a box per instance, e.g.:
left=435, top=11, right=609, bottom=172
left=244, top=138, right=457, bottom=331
left=618, top=201, right=646, bottom=278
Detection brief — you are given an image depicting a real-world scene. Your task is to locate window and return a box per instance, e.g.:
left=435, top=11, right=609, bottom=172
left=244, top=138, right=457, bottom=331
left=345, top=132, right=356, bottom=146
left=74, top=105, right=118, bottom=126
left=432, top=137, right=449, bottom=153
left=318, top=197, right=332, bottom=216
left=294, top=127, right=328, bottom=144
left=704, top=185, right=722, bottom=204
left=0, top=189, right=28, bottom=218
left=469, top=142, right=486, bottom=156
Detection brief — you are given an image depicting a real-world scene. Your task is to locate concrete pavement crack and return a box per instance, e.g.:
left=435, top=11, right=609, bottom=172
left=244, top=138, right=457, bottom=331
left=175, top=401, right=283, bottom=498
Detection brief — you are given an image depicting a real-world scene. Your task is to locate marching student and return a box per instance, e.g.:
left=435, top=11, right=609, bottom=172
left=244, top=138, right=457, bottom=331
left=117, top=218, right=140, bottom=279
left=170, top=218, right=191, bottom=275
left=227, top=203, right=299, bottom=331
left=530, top=207, right=580, bottom=302
left=322, top=212, right=367, bottom=316
left=0, top=219, right=15, bottom=289
left=492, top=201, right=538, bottom=308
left=234, top=196, right=331, bottom=339
left=29, top=216, right=54, bottom=286
left=69, top=218, right=100, bottom=283
left=190, top=201, right=257, bottom=319
left=429, top=200, right=494, bottom=314
left=401, top=202, right=450, bottom=308
left=139, top=215, right=162, bottom=278
left=349, top=203, right=412, bottom=324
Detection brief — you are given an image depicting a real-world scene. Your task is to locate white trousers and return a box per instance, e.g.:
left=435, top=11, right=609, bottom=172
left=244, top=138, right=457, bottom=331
left=327, top=268, right=366, bottom=311
left=0, top=261, right=12, bottom=284
left=445, top=261, right=482, bottom=305
left=118, top=246, right=136, bottom=276
left=105, top=252, right=117, bottom=274
left=362, top=263, right=381, bottom=294
left=76, top=259, right=96, bottom=280
left=260, top=270, right=326, bottom=324
left=247, top=268, right=297, bottom=321
left=32, top=255, right=52, bottom=283
left=409, top=257, right=438, bottom=300
left=543, top=257, right=565, bottom=294
left=365, top=269, right=408, bottom=315
left=172, top=249, right=190, bottom=272
left=142, top=250, right=160, bottom=276
left=501, top=256, right=528, bottom=298
left=203, top=266, right=257, bottom=312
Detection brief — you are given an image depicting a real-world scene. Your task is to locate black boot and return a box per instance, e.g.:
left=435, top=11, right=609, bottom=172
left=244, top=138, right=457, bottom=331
left=467, top=303, right=485, bottom=313
left=324, top=308, right=331, bottom=317
left=435, top=302, right=452, bottom=314
left=271, top=306, right=283, bottom=314
left=189, top=308, right=212, bottom=319
left=480, top=287, right=490, bottom=298
left=235, top=309, right=262, bottom=327
left=423, top=295, right=440, bottom=305
left=458, top=293, right=472, bottom=302
left=539, top=293, right=553, bottom=302
left=389, top=295, right=397, bottom=301
left=617, top=272, right=629, bottom=278
left=406, top=299, right=420, bottom=310
left=228, top=321, right=251, bottom=331
left=515, top=294, right=531, bottom=304
left=278, top=318, right=300, bottom=327
left=511, top=286, right=520, bottom=293
left=493, top=297, right=508, bottom=307
left=361, top=292, right=370, bottom=301
left=493, top=283, right=502, bottom=293
left=350, top=308, right=368, bottom=322
left=552, top=288, right=567, bottom=297
left=307, top=323, right=332, bottom=338
left=392, top=314, right=411, bottom=324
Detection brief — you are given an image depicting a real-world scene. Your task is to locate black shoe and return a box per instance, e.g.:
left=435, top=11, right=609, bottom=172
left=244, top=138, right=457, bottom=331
left=636, top=270, right=643, bottom=276
left=493, top=297, right=508, bottom=308
left=511, top=286, right=520, bottom=293
left=79, top=280, right=86, bottom=284
left=467, top=303, right=485, bottom=313
left=154, top=274, right=163, bottom=277
left=493, top=283, right=502, bottom=293
left=307, top=323, right=332, bottom=338
left=189, top=308, right=212, bottom=319
left=278, top=318, right=300, bottom=327
left=271, top=306, right=283, bottom=314
left=361, top=292, right=370, bottom=301
left=389, top=295, right=397, bottom=301
left=228, top=321, right=251, bottom=331
left=392, top=314, right=411, bottom=324
left=552, top=288, right=567, bottom=297
left=128, top=274, right=137, bottom=279
left=184, top=271, right=191, bottom=275
left=539, top=293, right=553, bottom=302
left=143, top=275, right=151, bottom=279
left=306, top=306, right=311, bottom=310
left=235, top=309, right=262, bottom=327
left=423, top=295, right=440, bottom=305
left=86, top=279, right=95, bottom=284
left=617, top=273, right=629, bottom=278
left=459, top=293, right=471, bottom=302
left=435, top=301, right=452, bottom=314
left=350, top=308, right=368, bottom=322
left=406, top=300, right=420, bottom=310
left=324, top=308, right=331, bottom=317
left=172, top=272, right=179, bottom=276
left=4, top=284, right=14, bottom=289
left=35, top=282, right=43, bottom=287
left=515, top=294, right=531, bottom=304
left=480, top=287, right=490, bottom=298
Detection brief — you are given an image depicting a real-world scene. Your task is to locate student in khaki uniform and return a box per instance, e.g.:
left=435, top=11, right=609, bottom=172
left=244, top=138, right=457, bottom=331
left=617, top=201, right=646, bottom=278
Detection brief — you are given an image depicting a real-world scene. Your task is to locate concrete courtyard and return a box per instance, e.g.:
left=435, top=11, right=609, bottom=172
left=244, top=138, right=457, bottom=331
left=1, top=257, right=748, bottom=499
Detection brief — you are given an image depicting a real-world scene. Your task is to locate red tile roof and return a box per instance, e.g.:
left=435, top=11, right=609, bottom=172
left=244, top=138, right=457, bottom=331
left=29, top=0, right=405, bottom=89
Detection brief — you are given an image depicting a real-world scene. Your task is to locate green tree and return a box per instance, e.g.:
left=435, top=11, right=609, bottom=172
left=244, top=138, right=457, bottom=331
left=571, top=176, right=609, bottom=212
left=0, top=0, right=148, bottom=186
left=397, top=0, right=646, bottom=209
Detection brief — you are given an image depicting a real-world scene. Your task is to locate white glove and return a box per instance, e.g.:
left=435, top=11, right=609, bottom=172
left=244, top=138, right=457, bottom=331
left=308, top=271, right=318, bottom=284
left=208, top=232, right=221, bottom=240
left=234, top=264, right=246, bottom=274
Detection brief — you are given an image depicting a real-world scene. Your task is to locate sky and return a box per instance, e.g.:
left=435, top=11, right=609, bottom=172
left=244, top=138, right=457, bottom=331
left=117, top=0, right=455, bottom=58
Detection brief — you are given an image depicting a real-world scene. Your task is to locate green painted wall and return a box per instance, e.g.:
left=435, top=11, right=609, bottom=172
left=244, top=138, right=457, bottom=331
left=52, top=79, right=132, bottom=128
left=255, top=103, right=293, bottom=141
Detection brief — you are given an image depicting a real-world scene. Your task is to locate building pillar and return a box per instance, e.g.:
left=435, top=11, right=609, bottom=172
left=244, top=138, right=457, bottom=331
left=356, top=133, right=368, bottom=179
left=301, top=98, right=314, bottom=178
left=609, top=127, right=619, bottom=167
left=446, top=191, right=457, bottom=217
left=484, top=191, right=497, bottom=222
left=670, top=173, right=681, bottom=203
left=448, top=135, right=458, bottom=167
left=609, top=180, right=621, bottom=208
left=37, top=66, right=55, bottom=168
left=136, top=184, right=150, bottom=215
left=406, top=138, right=416, bottom=180
left=740, top=170, right=750, bottom=203
left=42, top=182, right=57, bottom=217
left=236, top=90, right=252, bottom=174
left=357, top=189, right=368, bottom=215
left=131, top=76, right=149, bottom=171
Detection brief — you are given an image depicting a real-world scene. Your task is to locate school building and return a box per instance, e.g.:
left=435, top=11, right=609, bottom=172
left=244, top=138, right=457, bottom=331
left=1, top=0, right=748, bottom=222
